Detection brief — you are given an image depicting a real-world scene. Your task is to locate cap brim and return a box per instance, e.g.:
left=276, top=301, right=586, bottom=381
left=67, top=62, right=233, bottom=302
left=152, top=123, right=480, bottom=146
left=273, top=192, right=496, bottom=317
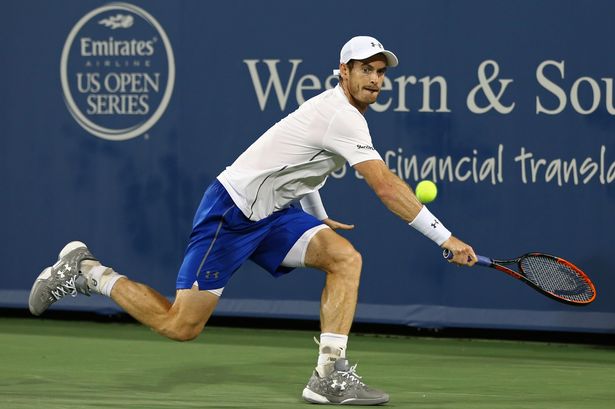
left=342, top=49, right=399, bottom=67
left=382, top=50, right=399, bottom=67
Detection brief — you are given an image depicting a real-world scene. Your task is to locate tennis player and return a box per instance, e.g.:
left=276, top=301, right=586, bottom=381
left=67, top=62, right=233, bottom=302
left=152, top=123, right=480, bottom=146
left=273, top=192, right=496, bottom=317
left=29, top=35, right=477, bottom=405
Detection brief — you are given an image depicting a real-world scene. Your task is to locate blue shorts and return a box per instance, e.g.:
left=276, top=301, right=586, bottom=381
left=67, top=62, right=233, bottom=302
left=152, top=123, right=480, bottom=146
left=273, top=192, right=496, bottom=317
left=176, top=179, right=323, bottom=290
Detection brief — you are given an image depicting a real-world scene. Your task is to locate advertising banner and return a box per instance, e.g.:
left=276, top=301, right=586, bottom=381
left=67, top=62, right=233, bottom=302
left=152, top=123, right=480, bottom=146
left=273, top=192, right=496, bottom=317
left=1, top=0, right=613, bottom=333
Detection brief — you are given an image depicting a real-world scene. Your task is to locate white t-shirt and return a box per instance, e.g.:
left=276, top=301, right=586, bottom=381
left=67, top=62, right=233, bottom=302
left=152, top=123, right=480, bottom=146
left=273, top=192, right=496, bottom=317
left=217, top=85, right=383, bottom=221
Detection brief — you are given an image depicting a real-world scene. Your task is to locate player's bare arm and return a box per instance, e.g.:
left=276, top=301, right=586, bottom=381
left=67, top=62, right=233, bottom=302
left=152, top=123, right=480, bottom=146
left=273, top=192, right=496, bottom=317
left=353, top=159, right=476, bottom=266
left=353, top=159, right=421, bottom=222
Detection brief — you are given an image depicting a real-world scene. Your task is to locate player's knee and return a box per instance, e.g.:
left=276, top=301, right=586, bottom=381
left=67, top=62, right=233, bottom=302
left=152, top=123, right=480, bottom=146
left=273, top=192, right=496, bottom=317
left=331, top=246, right=362, bottom=279
left=161, top=318, right=206, bottom=342
left=175, top=330, right=200, bottom=342
left=348, top=248, right=362, bottom=271
left=166, top=324, right=203, bottom=342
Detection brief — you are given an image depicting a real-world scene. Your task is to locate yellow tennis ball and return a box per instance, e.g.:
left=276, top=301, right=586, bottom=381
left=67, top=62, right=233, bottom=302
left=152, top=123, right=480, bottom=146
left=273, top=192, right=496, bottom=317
left=415, top=180, right=438, bottom=203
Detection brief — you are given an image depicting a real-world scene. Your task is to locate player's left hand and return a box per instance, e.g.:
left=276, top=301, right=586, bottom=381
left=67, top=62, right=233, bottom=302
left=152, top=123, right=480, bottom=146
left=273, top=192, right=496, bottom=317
left=323, top=218, right=355, bottom=230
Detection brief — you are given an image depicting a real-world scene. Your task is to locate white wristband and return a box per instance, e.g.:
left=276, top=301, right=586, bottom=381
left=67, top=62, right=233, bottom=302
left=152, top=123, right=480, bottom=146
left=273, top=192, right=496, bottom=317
left=409, top=206, right=452, bottom=246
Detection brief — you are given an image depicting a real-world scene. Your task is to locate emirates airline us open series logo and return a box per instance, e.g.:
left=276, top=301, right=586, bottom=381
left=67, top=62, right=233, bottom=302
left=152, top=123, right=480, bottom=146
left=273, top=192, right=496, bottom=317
left=60, top=2, right=175, bottom=141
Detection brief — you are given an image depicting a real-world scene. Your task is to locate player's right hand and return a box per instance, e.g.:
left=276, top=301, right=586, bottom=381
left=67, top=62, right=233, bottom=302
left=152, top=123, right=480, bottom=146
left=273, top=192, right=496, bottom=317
left=441, top=236, right=477, bottom=266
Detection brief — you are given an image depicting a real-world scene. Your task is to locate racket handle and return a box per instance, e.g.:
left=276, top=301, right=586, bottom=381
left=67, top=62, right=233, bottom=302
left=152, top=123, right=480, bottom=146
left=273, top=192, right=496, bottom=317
left=442, top=249, right=492, bottom=266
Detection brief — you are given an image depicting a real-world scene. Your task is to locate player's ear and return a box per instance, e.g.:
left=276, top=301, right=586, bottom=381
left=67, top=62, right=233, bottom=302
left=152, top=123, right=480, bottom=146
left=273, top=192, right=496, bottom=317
left=340, top=63, right=349, bottom=81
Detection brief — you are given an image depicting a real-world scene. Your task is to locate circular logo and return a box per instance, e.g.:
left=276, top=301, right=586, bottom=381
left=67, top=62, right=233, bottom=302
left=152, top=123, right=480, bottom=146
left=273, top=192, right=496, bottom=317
left=60, top=2, right=175, bottom=141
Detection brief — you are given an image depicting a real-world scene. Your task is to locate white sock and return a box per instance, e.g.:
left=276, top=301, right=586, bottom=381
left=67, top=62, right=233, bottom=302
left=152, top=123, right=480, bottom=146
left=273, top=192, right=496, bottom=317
left=84, top=264, right=125, bottom=297
left=316, top=333, right=348, bottom=377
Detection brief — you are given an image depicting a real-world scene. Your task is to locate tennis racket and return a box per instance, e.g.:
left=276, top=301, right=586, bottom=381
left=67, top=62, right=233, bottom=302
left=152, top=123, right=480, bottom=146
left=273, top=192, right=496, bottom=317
left=443, top=249, right=596, bottom=305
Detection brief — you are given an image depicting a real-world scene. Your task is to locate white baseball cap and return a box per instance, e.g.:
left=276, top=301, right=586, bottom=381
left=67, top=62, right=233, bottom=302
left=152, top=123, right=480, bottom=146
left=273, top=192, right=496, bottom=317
left=340, top=36, right=399, bottom=67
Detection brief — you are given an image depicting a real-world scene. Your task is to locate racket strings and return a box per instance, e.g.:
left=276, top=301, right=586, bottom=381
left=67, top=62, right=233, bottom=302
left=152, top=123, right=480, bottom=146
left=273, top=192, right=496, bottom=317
left=520, top=256, right=594, bottom=302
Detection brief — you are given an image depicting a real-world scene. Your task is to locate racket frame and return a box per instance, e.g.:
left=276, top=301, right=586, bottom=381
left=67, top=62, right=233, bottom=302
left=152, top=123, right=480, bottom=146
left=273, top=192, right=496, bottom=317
left=443, top=250, right=596, bottom=305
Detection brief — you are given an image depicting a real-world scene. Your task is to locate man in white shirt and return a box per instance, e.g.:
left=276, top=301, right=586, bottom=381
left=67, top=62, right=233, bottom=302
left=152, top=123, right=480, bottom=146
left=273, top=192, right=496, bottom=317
left=30, top=36, right=477, bottom=405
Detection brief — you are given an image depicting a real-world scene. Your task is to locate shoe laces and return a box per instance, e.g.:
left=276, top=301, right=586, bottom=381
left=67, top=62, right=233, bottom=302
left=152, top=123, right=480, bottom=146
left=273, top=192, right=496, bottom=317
left=50, top=275, right=78, bottom=300
left=340, top=363, right=365, bottom=386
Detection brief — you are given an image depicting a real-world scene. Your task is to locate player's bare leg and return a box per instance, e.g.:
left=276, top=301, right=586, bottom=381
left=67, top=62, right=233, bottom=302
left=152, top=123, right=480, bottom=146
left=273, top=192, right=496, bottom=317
left=304, top=228, right=361, bottom=336
left=301, top=228, right=389, bottom=405
left=110, top=280, right=219, bottom=341
left=29, top=241, right=218, bottom=342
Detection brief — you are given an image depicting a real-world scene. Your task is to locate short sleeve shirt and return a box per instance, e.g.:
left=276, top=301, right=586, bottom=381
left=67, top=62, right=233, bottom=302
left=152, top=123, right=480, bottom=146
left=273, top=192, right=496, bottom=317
left=218, top=85, right=383, bottom=221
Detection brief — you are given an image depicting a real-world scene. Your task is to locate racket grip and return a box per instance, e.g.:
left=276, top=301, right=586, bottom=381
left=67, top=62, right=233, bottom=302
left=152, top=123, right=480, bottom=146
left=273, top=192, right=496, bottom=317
left=442, top=249, right=492, bottom=266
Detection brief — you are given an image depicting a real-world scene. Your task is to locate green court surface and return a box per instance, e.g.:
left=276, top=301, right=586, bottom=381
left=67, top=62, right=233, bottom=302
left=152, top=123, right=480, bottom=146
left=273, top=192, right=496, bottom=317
left=0, top=317, right=613, bottom=409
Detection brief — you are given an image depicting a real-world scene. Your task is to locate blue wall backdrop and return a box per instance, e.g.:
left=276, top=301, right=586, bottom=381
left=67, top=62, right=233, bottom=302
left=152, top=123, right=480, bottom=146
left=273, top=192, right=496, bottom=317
left=2, top=0, right=614, bottom=334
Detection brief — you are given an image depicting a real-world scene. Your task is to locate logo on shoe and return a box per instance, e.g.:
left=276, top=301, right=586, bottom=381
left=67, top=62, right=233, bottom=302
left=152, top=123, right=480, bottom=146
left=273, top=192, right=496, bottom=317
left=331, top=380, right=347, bottom=391
left=57, top=265, right=71, bottom=279
left=60, top=2, right=175, bottom=141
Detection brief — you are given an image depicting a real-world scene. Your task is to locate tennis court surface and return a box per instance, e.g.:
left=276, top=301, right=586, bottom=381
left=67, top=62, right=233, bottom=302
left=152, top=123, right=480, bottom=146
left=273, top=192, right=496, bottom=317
left=1, top=317, right=613, bottom=408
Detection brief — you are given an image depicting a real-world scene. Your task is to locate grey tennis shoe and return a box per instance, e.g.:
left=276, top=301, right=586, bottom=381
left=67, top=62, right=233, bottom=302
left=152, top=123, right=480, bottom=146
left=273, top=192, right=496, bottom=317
left=302, top=358, right=389, bottom=405
left=28, top=241, right=98, bottom=316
